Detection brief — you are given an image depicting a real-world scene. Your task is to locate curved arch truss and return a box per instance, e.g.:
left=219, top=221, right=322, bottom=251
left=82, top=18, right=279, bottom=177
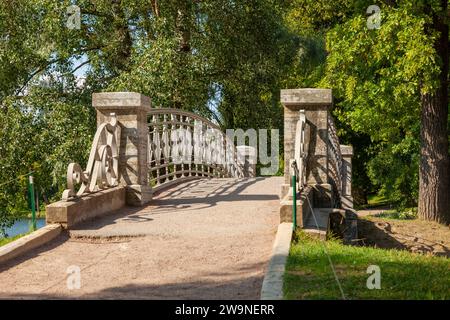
left=147, top=109, right=244, bottom=192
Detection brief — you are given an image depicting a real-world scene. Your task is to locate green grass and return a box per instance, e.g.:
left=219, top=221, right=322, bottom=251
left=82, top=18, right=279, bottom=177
left=374, top=208, right=417, bottom=220
left=356, top=194, right=391, bottom=210
left=0, top=233, right=29, bottom=247
left=367, top=194, right=390, bottom=206
left=284, top=232, right=450, bottom=300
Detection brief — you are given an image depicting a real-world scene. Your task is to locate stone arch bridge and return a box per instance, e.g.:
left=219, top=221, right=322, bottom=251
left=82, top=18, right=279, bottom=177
left=0, top=89, right=355, bottom=299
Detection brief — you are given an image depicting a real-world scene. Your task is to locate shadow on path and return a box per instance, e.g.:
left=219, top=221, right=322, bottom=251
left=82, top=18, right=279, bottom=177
left=2, top=261, right=267, bottom=299
left=70, top=178, right=278, bottom=233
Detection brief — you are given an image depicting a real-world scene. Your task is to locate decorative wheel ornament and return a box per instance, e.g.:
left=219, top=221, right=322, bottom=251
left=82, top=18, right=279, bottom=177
left=62, top=113, right=120, bottom=201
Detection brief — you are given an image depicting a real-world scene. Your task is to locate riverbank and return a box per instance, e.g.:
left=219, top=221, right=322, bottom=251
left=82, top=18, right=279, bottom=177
left=1, top=218, right=46, bottom=241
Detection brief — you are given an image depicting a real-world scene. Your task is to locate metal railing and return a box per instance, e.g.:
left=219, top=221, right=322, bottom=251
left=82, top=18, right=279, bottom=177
left=292, top=110, right=307, bottom=191
left=327, top=114, right=344, bottom=202
left=291, top=110, right=345, bottom=203
left=147, top=108, right=244, bottom=192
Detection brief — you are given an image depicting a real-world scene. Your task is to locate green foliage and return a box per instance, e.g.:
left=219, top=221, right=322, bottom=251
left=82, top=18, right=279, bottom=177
left=285, top=0, right=449, bottom=209
left=0, top=232, right=31, bottom=247
left=0, top=83, right=95, bottom=234
left=367, top=138, right=419, bottom=208
left=0, top=0, right=297, bottom=231
left=108, top=0, right=296, bottom=131
left=373, top=208, right=417, bottom=220
left=320, top=1, right=440, bottom=209
left=1, top=0, right=447, bottom=228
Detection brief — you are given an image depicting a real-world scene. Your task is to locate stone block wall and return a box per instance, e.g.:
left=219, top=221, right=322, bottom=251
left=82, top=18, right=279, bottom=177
left=280, top=88, right=353, bottom=209
left=93, top=92, right=153, bottom=206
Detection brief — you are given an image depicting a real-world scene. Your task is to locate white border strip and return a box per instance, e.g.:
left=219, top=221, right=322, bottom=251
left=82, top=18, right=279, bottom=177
left=260, top=222, right=293, bottom=300
left=0, top=224, right=62, bottom=265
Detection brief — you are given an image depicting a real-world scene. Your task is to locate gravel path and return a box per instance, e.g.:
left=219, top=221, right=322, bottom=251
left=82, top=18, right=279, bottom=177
left=0, top=177, right=282, bottom=299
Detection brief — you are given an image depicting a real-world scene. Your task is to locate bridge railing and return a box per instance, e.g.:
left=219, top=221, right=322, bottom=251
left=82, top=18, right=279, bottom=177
left=290, top=110, right=352, bottom=209
left=290, top=109, right=347, bottom=206
left=327, top=114, right=344, bottom=205
left=59, top=93, right=251, bottom=205
left=62, top=113, right=121, bottom=200
left=291, top=110, right=307, bottom=191
left=147, top=108, right=244, bottom=192
left=48, top=92, right=254, bottom=228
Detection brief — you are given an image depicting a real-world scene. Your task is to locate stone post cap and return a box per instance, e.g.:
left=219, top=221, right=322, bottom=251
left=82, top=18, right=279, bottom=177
left=280, top=88, right=332, bottom=106
left=92, top=92, right=151, bottom=111
left=340, top=145, right=353, bottom=156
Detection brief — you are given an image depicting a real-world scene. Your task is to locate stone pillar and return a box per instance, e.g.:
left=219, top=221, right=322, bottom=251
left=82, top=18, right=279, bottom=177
left=340, top=145, right=353, bottom=209
left=237, top=145, right=257, bottom=177
left=92, top=92, right=152, bottom=206
left=280, top=89, right=333, bottom=206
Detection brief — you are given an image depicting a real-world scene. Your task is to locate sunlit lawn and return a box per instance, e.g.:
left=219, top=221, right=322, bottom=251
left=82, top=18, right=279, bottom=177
left=284, top=232, right=450, bottom=300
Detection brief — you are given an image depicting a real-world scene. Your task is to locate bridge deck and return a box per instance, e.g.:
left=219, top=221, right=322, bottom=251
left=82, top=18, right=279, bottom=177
left=0, top=177, right=282, bottom=299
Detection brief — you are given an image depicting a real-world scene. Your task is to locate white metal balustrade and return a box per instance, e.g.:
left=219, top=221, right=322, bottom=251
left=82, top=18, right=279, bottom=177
left=147, top=109, right=245, bottom=192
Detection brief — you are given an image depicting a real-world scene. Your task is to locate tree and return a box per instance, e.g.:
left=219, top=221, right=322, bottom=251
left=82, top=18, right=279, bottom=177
left=285, top=0, right=450, bottom=223
left=418, top=0, right=449, bottom=224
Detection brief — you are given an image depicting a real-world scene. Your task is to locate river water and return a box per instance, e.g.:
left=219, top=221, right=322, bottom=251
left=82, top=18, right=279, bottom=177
left=1, top=218, right=46, bottom=238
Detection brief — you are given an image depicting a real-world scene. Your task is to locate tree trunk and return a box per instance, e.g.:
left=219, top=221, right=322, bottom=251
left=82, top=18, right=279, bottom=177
left=176, top=1, right=192, bottom=53
left=150, top=0, right=160, bottom=17
left=418, top=0, right=450, bottom=224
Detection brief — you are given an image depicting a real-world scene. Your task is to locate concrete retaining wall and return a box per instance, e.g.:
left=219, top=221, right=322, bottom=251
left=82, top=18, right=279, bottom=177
left=279, top=186, right=314, bottom=227
left=0, top=224, right=62, bottom=265
left=46, top=186, right=126, bottom=228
